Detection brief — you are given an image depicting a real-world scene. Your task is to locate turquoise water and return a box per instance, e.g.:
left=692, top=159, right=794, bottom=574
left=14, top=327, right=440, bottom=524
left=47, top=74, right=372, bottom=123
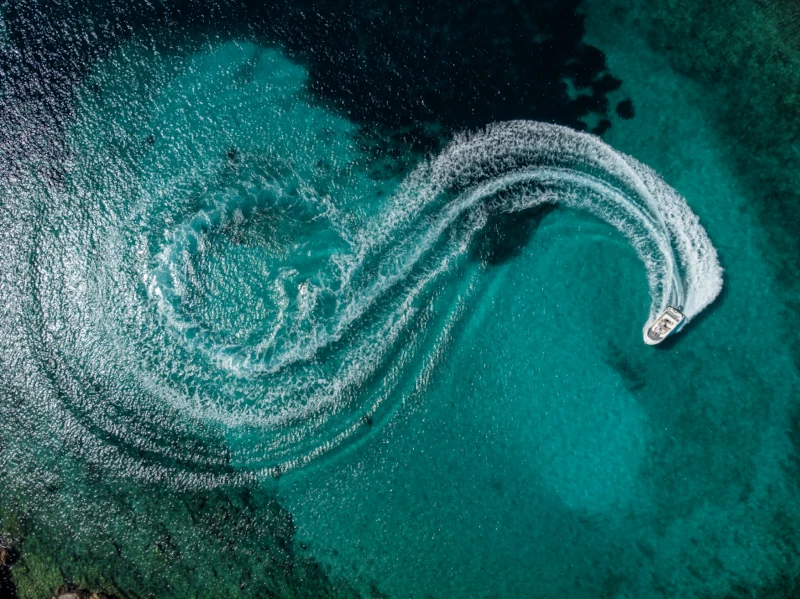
left=1, top=2, right=799, bottom=598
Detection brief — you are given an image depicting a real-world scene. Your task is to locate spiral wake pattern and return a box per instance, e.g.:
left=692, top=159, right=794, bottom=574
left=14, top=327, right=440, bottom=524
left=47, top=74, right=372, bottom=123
left=0, top=42, right=722, bottom=486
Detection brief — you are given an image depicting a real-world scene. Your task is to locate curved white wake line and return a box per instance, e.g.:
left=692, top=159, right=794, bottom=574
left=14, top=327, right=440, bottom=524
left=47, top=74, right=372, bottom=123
left=20, top=115, right=726, bottom=484
left=390, top=120, right=723, bottom=336
left=150, top=121, right=724, bottom=384
left=138, top=120, right=725, bottom=462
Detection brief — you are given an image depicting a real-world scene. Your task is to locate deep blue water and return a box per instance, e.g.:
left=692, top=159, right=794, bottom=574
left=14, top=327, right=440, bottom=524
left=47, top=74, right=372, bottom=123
left=1, top=1, right=799, bottom=598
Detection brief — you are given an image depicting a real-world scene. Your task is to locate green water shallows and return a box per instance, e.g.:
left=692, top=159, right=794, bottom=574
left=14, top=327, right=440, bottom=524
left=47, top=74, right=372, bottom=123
left=0, top=18, right=798, bottom=599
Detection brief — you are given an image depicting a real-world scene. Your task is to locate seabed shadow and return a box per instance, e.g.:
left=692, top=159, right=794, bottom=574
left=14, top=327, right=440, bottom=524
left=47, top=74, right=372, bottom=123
left=470, top=203, right=558, bottom=267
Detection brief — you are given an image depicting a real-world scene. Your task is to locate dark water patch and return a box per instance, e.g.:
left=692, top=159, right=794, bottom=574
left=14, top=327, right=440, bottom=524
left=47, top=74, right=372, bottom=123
left=271, top=0, right=622, bottom=136
left=615, top=99, right=634, bottom=119
left=355, top=124, right=441, bottom=180
left=367, top=582, right=390, bottom=599
left=603, top=341, right=646, bottom=391
left=470, top=204, right=558, bottom=267
left=592, top=118, right=612, bottom=135
left=0, top=535, right=19, bottom=599
left=1, top=0, right=625, bottom=167
left=599, top=571, right=626, bottom=599
left=712, top=563, right=800, bottom=599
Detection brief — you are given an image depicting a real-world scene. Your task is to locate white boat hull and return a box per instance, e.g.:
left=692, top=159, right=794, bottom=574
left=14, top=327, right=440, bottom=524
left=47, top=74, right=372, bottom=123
left=644, top=307, right=685, bottom=345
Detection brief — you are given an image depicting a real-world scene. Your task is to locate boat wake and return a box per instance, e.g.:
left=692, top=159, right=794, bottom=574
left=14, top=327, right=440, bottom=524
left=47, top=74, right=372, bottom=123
left=0, top=45, right=722, bottom=485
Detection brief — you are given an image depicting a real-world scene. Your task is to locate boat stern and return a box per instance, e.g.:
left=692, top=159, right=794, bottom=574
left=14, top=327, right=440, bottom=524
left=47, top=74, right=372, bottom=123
left=644, top=306, right=685, bottom=345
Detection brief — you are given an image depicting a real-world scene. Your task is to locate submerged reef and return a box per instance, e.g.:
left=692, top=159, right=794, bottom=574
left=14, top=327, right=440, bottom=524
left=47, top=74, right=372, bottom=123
left=639, top=0, right=800, bottom=328
left=0, top=485, right=362, bottom=599
left=636, top=9, right=800, bottom=561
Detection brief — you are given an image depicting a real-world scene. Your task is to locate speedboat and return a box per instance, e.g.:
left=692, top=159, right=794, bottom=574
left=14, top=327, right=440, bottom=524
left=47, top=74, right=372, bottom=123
left=644, top=306, right=685, bottom=345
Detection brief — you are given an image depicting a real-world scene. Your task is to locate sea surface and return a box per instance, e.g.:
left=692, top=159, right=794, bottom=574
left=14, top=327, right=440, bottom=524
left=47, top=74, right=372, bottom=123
left=1, top=1, right=799, bottom=598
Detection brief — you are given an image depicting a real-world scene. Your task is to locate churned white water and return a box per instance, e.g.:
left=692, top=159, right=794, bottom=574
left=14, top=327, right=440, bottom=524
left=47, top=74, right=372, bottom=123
left=142, top=118, right=723, bottom=472
left=0, top=41, right=723, bottom=488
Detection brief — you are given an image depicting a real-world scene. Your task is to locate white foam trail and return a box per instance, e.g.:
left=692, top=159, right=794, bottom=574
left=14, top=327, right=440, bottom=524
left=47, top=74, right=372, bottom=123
left=18, top=117, right=723, bottom=484
left=417, top=121, right=723, bottom=329
left=143, top=120, right=723, bottom=429
left=153, top=122, right=723, bottom=387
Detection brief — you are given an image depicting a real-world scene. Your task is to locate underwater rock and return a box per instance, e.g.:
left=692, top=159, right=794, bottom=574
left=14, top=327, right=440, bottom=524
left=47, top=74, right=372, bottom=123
left=2, top=486, right=362, bottom=599
left=640, top=0, right=800, bottom=298
left=471, top=204, right=557, bottom=266
left=0, top=536, right=18, bottom=599
left=53, top=586, right=115, bottom=599
left=616, top=99, right=635, bottom=119
left=592, top=118, right=612, bottom=135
